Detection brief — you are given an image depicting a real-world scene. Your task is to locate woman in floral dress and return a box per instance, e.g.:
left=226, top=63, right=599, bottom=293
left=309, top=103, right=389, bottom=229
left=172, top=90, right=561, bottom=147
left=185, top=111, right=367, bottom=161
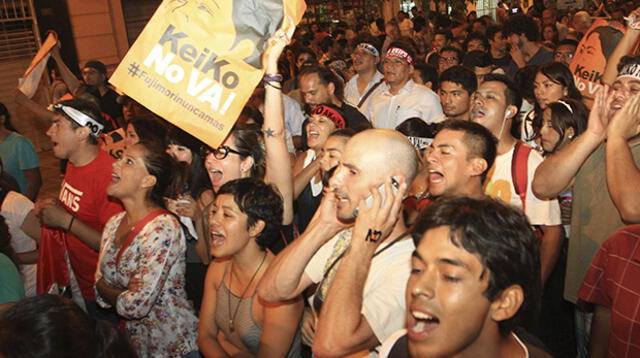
left=95, top=140, right=199, bottom=358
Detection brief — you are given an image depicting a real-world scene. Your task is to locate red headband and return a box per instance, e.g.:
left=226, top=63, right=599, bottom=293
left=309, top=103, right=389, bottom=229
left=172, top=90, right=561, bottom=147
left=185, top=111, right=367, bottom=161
left=311, top=105, right=346, bottom=129
left=386, top=47, right=414, bottom=65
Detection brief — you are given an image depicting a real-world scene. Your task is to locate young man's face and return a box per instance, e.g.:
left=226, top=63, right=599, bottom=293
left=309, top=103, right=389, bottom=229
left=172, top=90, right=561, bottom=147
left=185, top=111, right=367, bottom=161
left=438, top=50, right=460, bottom=74
left=406, top=225, right=493, bottom=357
left=427, top=129, right=476, bottom=197
left=467, top=39, right=487, bottom=52
left=553, top=44, right=576, bottom=67
left=489, top=31, right=507, bottom=53
left=470, top=80, right=511, bottom=137
left=610, top=76, right=640, bottom=119
left=82, top=67, right=104, bottom=87
left=300, top=73, right=334, bottom=111
left=351, top=47, right=379, bottom=74
left=433, top=34, right=448, bottom=51
left=439, top=81, right=471, bottom=119
left=47, top=114, right=81, bottom=160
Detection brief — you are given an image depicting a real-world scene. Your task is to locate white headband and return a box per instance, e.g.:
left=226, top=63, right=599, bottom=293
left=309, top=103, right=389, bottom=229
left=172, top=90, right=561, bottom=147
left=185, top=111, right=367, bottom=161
left=408, top=136, right=432, bottom=151
left=556, top=100, right=573, bottom=114
left=618, top=63, right=640, bottom=81
left=54, top=104, right=104, bottom=136
left=356, top=43, right=380, bottom=57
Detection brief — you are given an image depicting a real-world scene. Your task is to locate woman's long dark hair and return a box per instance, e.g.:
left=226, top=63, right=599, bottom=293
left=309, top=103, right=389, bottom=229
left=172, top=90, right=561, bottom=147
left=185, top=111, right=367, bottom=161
left=166, top=127, right=212, bottom=199
left=531, top=62, right=582, bottom=137
left=137, top=140, right=185, bottom=209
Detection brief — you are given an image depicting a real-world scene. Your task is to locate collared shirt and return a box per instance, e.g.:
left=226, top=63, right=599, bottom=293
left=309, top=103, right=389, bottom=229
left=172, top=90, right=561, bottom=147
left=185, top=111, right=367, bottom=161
left=344, top=71, right=384, bottom=110
left=366, top=79, right=444, bottom=129
left=579, top=225, right=640, bottom=358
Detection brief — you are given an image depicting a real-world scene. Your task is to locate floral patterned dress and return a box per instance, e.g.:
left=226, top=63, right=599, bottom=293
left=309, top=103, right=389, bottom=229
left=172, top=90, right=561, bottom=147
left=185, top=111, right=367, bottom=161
left=96, top=212, right=198, bottom=358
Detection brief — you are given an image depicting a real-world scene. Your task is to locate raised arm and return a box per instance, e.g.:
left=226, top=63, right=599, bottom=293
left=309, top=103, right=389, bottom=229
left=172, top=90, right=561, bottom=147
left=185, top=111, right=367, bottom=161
left=533, top=86, right=612, bottom=199
left=257, top=192, right=345, bottom=302
left=603, top=8, right=640, bottom=85
left=50, top=45, right=81, bottom=95
left=263, top=21, right=295, bottom=225
left=314, top=179, right=408, bottom=358
left=605, top=93, right=640, bottom=223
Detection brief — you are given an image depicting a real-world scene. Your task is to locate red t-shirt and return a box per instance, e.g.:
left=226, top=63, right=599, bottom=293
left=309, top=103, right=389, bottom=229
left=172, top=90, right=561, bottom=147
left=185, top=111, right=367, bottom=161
left=59, top=150, right=123, bottom=299
left=579, top=225, right=640, bottom=358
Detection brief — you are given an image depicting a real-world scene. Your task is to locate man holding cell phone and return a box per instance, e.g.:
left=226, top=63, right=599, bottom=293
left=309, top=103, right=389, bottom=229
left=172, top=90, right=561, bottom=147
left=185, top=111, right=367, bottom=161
left=258, top=129, right=419, bottom=357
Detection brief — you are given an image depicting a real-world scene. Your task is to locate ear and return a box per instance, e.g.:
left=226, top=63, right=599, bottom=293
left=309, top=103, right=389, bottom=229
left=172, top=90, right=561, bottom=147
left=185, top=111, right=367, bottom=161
left=240, top=155, right=255, bottom=176
left=489, top=285, right=524, bottom=323
left=424, top=81, right=433, bottom=90
left=327, top=82, right=336, bottom=96
left=565, top=127, right=575, bottom=139
left=141, top=174, right=157, bottom=190
left=468, top=157, right=488, bottom=178
left=505, top=105, right=518, bottom=120
left=248, top=219, right=266, bottom=238
left=74, top=125, right=91, bottom=142
left=563, top=88, right=568, bottom=97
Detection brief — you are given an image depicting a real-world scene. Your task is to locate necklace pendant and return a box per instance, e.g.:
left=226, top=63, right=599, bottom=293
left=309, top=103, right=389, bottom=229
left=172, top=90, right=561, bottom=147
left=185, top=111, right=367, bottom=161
left=229, top=319, right=235, bottom=332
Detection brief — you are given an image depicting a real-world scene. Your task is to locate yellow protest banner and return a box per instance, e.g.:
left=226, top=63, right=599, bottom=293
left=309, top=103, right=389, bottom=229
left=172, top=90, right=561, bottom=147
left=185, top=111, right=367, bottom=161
left=110, top=0, right=305, bottom=148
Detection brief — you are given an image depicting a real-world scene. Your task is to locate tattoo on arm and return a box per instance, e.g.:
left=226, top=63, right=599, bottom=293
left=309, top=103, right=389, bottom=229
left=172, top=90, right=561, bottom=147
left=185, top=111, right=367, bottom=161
left=265, top=128, right=276, bottom=137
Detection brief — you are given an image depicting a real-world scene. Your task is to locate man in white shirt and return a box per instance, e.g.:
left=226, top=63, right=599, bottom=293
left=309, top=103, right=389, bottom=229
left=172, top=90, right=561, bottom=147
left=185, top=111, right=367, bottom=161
left=344, top=36, right=385, bottom=111
left=470, top=73, right=562, bottom=286
left=258, top=129, right=419, bottom=357
left=366, top=42, right=443, bottom=129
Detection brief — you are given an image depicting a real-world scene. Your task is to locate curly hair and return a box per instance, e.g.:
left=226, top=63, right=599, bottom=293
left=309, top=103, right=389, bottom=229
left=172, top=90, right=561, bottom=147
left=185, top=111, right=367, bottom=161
left=217, top=178, right=283, bottom=250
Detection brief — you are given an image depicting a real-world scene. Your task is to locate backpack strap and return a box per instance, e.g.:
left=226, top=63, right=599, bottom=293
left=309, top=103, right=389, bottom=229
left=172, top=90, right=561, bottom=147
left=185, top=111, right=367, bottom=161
left=357, top=79, right=384, bottom=108
left=511, top=141, right=532, bottom=215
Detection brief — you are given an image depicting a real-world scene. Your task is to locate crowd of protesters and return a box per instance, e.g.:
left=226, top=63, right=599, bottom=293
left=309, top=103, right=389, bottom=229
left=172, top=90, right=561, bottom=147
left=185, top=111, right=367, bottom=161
left=1, top=1, right=640, bottom=357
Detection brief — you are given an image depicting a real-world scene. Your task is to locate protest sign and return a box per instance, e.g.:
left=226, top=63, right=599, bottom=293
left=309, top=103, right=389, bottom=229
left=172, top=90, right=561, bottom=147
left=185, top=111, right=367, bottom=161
left=98, top=128, right=126, bottom=159
left=570, top=19, right=624, bottom=107
left=19, top=32, right=58, bottom=99
left=110, top=0, right=305, bottom=148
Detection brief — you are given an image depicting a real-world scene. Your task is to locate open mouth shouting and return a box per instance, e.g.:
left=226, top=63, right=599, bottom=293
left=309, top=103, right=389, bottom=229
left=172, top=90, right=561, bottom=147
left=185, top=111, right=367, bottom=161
left=407, top=307, right=440, bottom=339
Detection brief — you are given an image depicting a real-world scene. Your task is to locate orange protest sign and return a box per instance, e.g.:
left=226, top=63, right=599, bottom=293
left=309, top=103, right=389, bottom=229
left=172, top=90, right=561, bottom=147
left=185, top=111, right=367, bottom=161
left=110, top=0, right=305, bottom=148
left=570, top=19, right=624, bottom=107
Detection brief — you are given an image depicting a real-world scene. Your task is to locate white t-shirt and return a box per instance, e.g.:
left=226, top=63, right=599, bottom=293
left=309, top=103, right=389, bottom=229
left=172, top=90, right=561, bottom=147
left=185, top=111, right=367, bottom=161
left=366, top=80, right=444, bottom=129
left=484, top=144, right=561, bottom=226
left=2, top=190, right=36, bottom=296
left=305, top=228, right=414, bottom=357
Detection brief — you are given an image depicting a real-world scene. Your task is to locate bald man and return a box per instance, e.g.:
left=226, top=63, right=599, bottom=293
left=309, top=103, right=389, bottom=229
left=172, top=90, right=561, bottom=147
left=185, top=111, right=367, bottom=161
left=258, top=129, right=418, bottom=357
left=573, top=11, right=592, bottom=37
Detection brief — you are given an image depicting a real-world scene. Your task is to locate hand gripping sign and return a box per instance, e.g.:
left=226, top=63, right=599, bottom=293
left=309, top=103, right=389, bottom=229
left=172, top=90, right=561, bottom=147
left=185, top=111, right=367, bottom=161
left=110, top=0, right=305, bottom=148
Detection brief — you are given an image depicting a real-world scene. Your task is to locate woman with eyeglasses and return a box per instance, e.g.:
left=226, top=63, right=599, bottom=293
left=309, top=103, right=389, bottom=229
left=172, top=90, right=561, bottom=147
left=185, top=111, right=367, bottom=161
left=201, top=22, right=294, bottom=253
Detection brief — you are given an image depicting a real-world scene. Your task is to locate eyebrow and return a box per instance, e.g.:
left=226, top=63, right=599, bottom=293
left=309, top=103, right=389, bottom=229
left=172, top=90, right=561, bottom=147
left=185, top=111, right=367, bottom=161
left=438, top=257, right=470, bottom=270
left=325, top=148, right=341, bottom=152
left=342, top=162, right=360, bottom=172
left=411, top=251, right=471, bottom=270
left=435, top=143, right=455, bottom=150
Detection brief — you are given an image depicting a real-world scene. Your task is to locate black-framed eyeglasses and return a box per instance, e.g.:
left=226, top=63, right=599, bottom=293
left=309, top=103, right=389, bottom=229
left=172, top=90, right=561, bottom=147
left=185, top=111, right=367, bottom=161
left=202, top=145, right=246, bottom=160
